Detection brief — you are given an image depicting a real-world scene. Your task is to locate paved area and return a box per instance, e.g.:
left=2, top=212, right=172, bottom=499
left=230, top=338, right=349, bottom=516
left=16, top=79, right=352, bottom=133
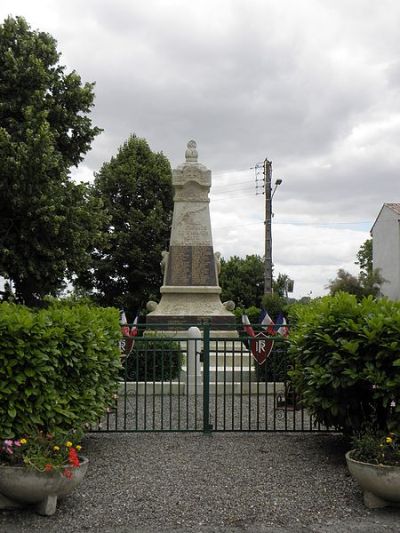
left=0, top=433, right=399, bottom=532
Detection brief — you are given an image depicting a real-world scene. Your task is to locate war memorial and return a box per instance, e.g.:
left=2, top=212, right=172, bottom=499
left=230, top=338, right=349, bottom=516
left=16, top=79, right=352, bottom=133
left=146, top=140, right=236, bottom=330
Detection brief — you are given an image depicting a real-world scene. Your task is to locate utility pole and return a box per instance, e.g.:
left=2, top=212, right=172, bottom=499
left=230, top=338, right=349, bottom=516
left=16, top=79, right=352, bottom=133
left=264, top=158, right=273, bottom=294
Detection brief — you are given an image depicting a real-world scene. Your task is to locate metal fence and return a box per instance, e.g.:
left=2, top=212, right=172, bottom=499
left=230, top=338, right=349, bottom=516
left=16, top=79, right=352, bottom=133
left=89, top=323, right=333, bottom=433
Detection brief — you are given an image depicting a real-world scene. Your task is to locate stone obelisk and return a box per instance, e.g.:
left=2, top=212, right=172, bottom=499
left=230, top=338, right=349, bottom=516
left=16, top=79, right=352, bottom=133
left=146, top=140, right=235, bottom=329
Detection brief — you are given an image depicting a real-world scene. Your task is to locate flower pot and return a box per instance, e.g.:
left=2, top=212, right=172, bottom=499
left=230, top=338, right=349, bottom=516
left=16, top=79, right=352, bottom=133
left=0, top=456, right=89, bottom=516
left=345, top=451, right=400, bottom=509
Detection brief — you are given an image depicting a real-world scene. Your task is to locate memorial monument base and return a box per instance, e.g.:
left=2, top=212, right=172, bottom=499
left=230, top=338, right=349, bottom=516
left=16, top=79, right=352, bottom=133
left=146, top=286, right=237, bottom=336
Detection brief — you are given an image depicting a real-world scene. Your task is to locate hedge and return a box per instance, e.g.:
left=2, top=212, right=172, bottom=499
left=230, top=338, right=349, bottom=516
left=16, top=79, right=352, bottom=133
left=288, top=293, right=400, bottom=435
left=121, top=335, right=182, bottom=381
left=0, top=302, right=121, bottom=438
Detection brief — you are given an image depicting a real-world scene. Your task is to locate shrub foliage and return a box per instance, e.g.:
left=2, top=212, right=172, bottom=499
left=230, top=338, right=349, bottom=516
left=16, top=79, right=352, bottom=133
left=254, top=338, right=290, bottom=382
left=122, top=335, right=182, bottom=381
left=289, top=293, right=400, bottom=435
left=0, top=302, right=121, bottom=438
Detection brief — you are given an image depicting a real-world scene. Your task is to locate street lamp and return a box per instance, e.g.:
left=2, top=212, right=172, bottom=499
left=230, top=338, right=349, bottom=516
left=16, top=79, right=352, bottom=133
left=272, top=178, right=282, bottom=198
left=263, top=159, right=282, bottom=295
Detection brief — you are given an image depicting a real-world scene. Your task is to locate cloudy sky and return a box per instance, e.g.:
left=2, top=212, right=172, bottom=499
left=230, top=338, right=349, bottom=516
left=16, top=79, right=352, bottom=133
left=2, top=0, right=399, bottom=298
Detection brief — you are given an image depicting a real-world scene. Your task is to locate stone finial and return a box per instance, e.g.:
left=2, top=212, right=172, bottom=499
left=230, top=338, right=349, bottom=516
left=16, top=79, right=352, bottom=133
left=223, top=300, right=236, bottom=311
left=185, top=140, right=198, bottom=162
left=146, top=300, right=158, bottom=312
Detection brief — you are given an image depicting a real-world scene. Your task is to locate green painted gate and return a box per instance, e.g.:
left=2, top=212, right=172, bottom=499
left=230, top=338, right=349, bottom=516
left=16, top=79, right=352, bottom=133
left=89, top=323, right=332, bottom=433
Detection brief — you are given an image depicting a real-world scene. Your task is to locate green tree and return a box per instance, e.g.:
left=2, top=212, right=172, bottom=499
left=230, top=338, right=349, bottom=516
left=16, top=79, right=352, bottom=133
left=327, top=239, right=384, bottom=300
left=327, top=268, right=365, bottom=299
left=273, top=273, right=293, bottom=298
left=76, top=135, right=173, bottom=315
left=0, top=16, right=102, bottom=306
left=355, top=238, right=373, bottom=275
left=219, top=255, right=264, bottom=308
left=356, top=238, right=385, bottom=295
left=261, top=293, right=288, bottom=319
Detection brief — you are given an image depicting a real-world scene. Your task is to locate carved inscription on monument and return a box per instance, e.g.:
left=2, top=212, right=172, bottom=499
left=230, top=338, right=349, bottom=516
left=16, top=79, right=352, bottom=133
left=166, top=245, right=217, bottom=286
left=166, top=246, right=192, bottom=286
left=170, top=204, right=211, bottom=245
left=191, top=247, right=216, bottom=285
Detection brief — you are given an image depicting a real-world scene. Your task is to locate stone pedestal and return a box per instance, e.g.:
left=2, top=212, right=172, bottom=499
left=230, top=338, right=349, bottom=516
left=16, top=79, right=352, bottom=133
left=146, top=140, right=235, bottom=331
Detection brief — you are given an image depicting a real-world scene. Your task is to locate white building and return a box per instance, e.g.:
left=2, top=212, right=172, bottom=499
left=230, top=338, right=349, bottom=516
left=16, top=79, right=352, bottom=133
left=371, top=203, right=400, bottom=300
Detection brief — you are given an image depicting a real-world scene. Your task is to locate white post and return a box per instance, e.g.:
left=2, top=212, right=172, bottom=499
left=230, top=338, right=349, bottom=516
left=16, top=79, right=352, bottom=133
left=187, top=326, right=202, bottom=394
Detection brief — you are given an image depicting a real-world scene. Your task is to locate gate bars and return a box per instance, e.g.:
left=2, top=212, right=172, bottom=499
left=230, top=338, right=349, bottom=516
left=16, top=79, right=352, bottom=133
left=89, top=323, right=333, bottom=433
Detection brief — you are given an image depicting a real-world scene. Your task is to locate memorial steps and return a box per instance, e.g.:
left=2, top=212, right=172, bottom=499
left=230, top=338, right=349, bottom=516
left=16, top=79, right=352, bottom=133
left=179, top=340, right=284, bottom=396
left=119, top=333, right=285, bottom=396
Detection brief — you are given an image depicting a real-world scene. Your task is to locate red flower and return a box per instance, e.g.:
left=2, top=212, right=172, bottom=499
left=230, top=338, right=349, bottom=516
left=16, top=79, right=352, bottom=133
left=63, top=468, right=73, bottom=479
left=68, top=447, right=80, bottom=468
left=44, top=464, right=53, bottom=472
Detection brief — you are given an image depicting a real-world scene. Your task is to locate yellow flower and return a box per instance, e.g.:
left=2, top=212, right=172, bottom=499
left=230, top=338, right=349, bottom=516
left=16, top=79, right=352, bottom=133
left=20, top=438, right=27, bottom=445
left=65, top=441, right=73, bottom=448
left=53, top=445, right=60, bottom=451
left=76, top=445, right=82, bottom=451
left=386, top=436, right=393, bottom=444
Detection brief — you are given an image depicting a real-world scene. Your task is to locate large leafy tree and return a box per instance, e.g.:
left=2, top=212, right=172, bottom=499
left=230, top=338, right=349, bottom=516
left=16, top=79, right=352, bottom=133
left=0, top=16, right=102, bottom=306
left=76, top=135, right=174, bottom=315
left=219, top=255, right=264, bottom=308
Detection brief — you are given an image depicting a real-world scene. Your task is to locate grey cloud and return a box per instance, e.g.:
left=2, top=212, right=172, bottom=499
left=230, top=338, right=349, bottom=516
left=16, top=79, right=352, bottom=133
left=3, top=0, right=400, bottom=296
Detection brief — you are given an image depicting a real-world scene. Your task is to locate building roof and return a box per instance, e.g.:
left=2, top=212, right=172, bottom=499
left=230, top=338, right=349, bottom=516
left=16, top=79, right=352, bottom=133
left=371, top=203, right=400, bottom=234
left=385, top=203, right=400, bottom=215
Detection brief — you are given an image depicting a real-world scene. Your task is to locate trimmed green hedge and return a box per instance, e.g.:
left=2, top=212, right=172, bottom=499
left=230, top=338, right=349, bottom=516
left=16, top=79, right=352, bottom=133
left=0, top=302, right=121, bottom=438
left=289, top=293, right=400, bottom=435
left=254, top=339, right=290, bottom=382
left=121, top=335, right=182, bottom=381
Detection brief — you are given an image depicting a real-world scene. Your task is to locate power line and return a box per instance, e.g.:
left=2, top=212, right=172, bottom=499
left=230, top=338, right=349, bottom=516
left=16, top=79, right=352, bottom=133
left=212, top=180, right=255, bottom=192
left=211, top=187, right=257, bottom=196
left=213, top=169, right=256, bottom=179
left=210, top=193, right=259, bottom=202
left=213, top=220, right=264, bottom=230
left=274, top=220, right=373, bottom=226
left=212, top=219, right=373, bottom=230
left=212, top=184, right=256, bottom=194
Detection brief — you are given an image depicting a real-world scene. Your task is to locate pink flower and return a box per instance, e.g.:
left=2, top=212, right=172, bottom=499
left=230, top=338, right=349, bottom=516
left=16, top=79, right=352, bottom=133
left=3, top=440, right=14, bottom=454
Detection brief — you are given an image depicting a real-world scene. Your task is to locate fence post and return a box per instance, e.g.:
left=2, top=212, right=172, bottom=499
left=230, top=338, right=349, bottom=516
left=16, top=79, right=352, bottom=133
left=187, top=326, right=202, bottom=394
left=202, top=322, right=212, bottom=434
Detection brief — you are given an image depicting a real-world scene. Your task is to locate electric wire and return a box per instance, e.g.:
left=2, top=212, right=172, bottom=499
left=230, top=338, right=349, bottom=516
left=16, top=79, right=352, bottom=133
left=212, top=219, right=373, bottom=230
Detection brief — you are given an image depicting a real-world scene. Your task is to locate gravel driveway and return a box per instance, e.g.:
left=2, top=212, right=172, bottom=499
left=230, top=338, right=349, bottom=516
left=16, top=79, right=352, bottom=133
left=0, top=432, right=399, bottom=532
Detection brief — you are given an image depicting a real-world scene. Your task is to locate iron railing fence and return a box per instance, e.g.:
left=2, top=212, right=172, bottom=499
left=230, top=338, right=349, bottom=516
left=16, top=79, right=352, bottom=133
left=89, top=322, right=335, bottom=434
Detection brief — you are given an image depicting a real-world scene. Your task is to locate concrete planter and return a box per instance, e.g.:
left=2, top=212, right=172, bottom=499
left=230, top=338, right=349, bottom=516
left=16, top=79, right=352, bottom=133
left=345, top=451, right=400, bottom=508
left=0, top=456, right=89, bottom=516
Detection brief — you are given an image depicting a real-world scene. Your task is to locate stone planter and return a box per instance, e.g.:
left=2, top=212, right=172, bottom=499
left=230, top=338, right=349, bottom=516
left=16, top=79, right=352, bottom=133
left=346, top=451, right=400, bottom=508
left=0, top=456, right=89, bottom=516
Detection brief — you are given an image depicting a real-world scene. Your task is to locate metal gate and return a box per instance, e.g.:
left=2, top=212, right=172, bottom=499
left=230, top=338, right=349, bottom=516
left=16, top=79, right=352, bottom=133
left=90, top=324, right=332, bottom=433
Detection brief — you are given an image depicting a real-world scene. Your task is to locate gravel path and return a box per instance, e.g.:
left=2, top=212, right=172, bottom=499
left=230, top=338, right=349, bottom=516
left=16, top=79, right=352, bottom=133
left=0, top=432, right=399, bottom=532
left=92, top=393, right=320, bottom=432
